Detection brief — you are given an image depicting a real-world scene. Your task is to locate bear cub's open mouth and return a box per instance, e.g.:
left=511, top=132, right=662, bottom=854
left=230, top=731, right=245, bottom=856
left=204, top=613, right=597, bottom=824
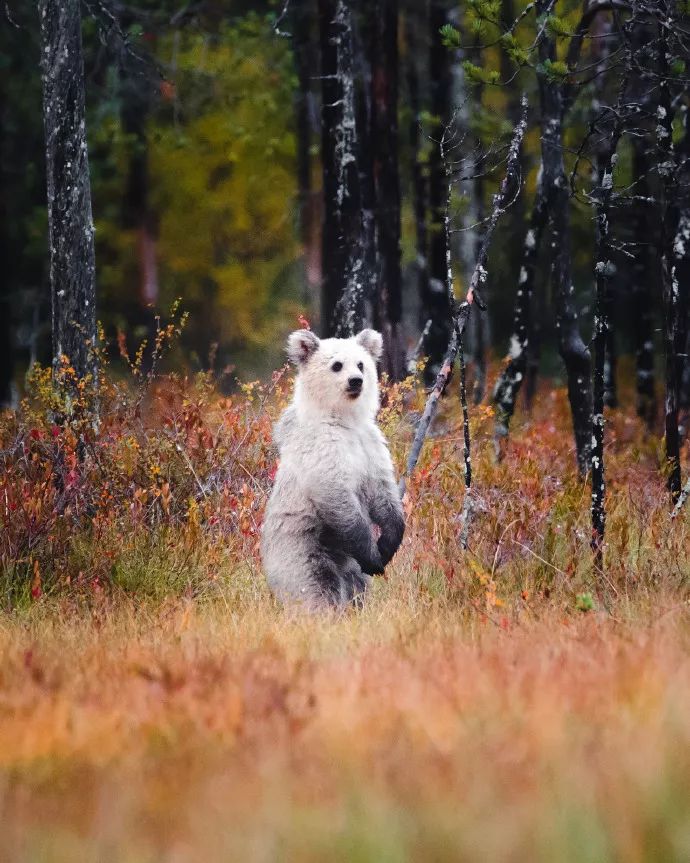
left=346, top=390, right=361, bottom=400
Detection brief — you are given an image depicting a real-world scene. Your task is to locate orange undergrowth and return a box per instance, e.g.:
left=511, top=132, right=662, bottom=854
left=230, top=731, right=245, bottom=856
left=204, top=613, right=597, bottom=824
left=0, top=351, right=689, bottom=861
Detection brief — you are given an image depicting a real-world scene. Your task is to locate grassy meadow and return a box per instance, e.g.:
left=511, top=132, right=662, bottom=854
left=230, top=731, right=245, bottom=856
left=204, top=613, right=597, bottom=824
left=1, top=351, right=689, bottom=862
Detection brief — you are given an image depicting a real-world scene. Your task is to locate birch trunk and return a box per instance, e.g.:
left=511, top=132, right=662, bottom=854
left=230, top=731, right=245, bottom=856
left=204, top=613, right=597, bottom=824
left=38, top=0, right=97, bottom=383
left=318, top=0, right=365, bottom=336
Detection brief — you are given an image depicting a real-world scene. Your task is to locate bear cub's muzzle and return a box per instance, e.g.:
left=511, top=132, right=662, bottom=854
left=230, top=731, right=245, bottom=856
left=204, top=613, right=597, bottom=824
left=346, top=376, right=363, bottom=399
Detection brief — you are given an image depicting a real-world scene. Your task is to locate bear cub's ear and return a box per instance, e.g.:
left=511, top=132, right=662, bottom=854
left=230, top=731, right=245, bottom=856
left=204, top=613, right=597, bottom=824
left=287, top=329, right=320, bottom=365
left=356, top=329, right=383, bottom=362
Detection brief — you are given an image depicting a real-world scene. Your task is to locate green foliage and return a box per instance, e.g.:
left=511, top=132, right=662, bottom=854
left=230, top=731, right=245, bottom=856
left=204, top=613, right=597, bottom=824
left=575, top=592, right=595, bottom=613
left=439, top=23, right=461, bottom=49
left=463, top=60, right=501, bottom=87
left=538, top=59, right=570, bottom=82
left=545, top=15, right=572, bottom=38
left=501, top=33, right=531, bottom=67
left=467, top=0, right=502, bottom=21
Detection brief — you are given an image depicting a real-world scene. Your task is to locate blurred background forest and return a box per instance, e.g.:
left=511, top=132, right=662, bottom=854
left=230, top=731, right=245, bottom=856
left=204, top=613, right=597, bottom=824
left=1, top=1, right=307, bottom=382
left=0, top=0, right=638, bottom=387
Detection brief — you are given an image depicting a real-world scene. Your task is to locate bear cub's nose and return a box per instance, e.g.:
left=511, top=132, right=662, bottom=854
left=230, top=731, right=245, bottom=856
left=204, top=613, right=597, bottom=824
left=347, top=376, right=363, bottom=391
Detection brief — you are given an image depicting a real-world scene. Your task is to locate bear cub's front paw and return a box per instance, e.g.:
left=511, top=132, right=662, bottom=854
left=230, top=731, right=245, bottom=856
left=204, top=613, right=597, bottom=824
left=376, top=514, right=405, bottom=567
left=361, top=544, right=385, bottom=576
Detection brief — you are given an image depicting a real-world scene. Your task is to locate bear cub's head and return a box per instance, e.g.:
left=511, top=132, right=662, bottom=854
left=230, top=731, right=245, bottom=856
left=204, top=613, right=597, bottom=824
left=287, top=328, right=383, bottom=420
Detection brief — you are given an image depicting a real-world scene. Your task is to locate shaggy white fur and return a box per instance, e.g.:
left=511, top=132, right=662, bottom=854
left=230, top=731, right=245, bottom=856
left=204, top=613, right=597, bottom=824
left=261, top=329, right=405, bottom=608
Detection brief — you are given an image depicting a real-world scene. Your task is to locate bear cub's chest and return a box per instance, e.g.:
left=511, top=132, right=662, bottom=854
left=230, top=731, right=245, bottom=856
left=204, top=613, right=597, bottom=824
left=324, top=424, right=376, bottom=484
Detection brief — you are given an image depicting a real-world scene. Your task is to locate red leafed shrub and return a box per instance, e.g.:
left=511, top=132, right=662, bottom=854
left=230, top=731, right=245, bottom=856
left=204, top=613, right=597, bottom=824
left=0, top=311, right=292, bottom=604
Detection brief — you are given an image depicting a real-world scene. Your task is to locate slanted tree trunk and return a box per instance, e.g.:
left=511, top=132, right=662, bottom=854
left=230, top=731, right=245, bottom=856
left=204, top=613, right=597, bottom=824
left=458, top=39, right=488, bottom=405
left=423, top=0, right=453, bottom=381
left=470, top=164, right=487, bottom=405
left=499, top=0, right=527, bottom=277
left=371, top=0, right=405, bottom=380
left=536, top=0, right=592, bottom=476
left=493, top=167, right=548, bottom=449
left=291, top=0, right=322, bottom=309
left=318, top=0, right=365, bottom=336
left=405, top=5, right=429, bottom=348
left=38, top=0, right=97, bottom=382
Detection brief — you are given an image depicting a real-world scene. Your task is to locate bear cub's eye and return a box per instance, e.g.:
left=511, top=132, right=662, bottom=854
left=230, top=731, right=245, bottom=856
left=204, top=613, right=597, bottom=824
left=357, top=362, right=364, bottom=372
left=331, top=361, right=343, bottom=373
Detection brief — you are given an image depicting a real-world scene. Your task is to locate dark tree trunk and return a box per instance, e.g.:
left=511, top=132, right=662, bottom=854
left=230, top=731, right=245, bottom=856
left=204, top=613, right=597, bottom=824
left=603, top=280, right=618, bottom=408
left=524, top=316, right=541, bottom=412
left=0, top=97, right=14, bottom=407
left=0, top=287, right=12, bottom=408
left=352, top=3, right=379, bottom=324
left=492, top=168, right=548, bottom=447
left=291, top=0, right=322, bottom=310
left=318, top=0, right=365, bottom=336
left=370, top=0, right=405, bottom=380
left=674, top=211, right=690, bottom=436
left=423, top=0, right=453, bottom=380
left=591, top=113, right=623, bottom=561
left=630, top=139, right=657, bottom=427
left=589, top=15, right=618, bottom=412
left=656, top=20, right=684, bottom=502
left=675, top=114, right=690, bottom=431
left=404, top=6, right=429, bottom=345
left=38, top=0, right=97, bottom=383
left=536, top=0, right=592, bottom=476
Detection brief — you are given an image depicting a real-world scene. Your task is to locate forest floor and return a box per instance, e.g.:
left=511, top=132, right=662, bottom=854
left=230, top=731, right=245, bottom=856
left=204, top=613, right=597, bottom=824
left=1, top=361, right=689, bottom=862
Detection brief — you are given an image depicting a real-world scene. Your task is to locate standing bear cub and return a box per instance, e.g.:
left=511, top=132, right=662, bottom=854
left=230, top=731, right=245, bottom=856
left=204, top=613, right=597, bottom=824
left=261, top=328, right=405, bottom=608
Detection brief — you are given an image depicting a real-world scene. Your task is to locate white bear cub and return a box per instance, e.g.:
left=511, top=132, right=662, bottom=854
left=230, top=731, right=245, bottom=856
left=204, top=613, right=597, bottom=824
left=261, top=328, right=405, bottom=609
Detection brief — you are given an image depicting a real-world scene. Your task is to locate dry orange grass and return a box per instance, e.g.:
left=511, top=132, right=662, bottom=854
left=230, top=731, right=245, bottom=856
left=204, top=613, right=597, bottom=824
left=1, top=361, right=689, bottom=861
left=1, top=596, right=689, bottom=862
